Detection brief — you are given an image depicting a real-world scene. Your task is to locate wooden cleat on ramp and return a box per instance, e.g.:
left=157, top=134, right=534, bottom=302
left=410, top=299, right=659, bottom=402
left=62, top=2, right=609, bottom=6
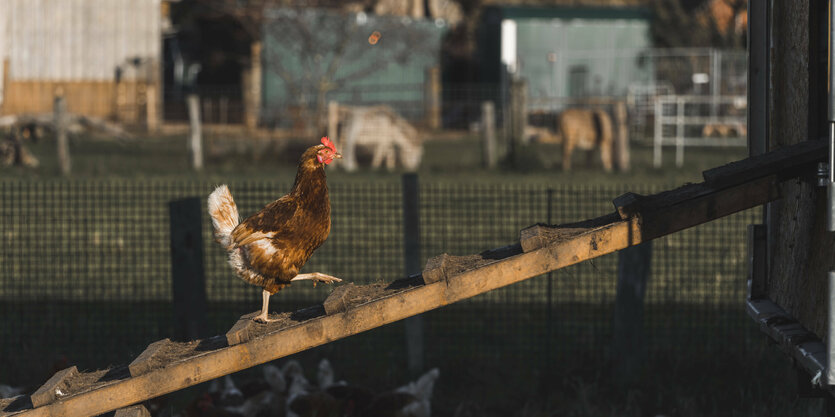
left=30, top=366, right=78, bottom=408
left=422, top=253, right=452, bottom=284
left=323, top=283, right=356, bottom=315
left=226, top=312, right=261, bottom=346
left=129, top=339, right=171, bottom=377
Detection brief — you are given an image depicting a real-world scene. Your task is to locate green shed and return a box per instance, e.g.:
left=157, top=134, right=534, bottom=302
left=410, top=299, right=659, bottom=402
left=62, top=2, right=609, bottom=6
left=261, top=8, right=445, bottom=128
left=478, top=6, right=653, bottom=109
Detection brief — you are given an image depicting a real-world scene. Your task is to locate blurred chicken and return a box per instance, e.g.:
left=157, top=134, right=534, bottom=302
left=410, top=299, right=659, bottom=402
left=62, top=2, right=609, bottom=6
left=0, top=384, right=24, bottom=399
left=317, top=359, right=347, bottom=390
left=262, top=364, right=287, bottom=394
left=208, top=137, right=342, bottom=323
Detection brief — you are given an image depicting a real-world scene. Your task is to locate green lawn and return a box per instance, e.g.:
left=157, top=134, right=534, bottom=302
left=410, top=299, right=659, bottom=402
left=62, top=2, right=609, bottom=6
left=1, top=132, right=748, bottom=185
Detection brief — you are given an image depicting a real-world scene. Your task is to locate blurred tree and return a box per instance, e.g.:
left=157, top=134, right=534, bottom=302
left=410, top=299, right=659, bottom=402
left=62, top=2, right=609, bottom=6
left=261, top=9, right=441, bottom=131
left=650, top=0, right=746, bottom=48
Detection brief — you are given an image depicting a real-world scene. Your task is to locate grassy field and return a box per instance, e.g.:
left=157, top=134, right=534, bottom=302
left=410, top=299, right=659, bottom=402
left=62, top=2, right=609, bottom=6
left=0, top=132, right=749, bottom=185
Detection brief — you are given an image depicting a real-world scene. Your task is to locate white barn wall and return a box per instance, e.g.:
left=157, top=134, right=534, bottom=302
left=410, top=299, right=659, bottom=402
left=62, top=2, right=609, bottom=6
left=2, top=0, right=160, bottom=81
left=0, top=0, right=161, bottom=120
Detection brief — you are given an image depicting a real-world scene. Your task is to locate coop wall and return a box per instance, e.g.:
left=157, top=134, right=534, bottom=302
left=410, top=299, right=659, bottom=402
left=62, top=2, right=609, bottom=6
left=0, top=0, right=161, bottom=122
left=766, top=0, right=835, bottom=339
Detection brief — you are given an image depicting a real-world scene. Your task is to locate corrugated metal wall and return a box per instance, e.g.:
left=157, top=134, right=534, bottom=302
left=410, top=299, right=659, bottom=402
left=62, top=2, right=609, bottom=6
left=0, top=0, right=160, bottom=81
left=0, top=0, right=161, bottom=120
left=515, top=19, right=652, bottom=102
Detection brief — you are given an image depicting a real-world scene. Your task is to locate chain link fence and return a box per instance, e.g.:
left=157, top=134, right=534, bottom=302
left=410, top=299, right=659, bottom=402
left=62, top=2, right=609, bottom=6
left=0, top=179, right=760, bottom=386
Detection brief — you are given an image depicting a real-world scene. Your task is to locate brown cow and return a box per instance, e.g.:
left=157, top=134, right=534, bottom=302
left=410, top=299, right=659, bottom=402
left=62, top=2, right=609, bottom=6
left=558, top=108, right=613, bottom=172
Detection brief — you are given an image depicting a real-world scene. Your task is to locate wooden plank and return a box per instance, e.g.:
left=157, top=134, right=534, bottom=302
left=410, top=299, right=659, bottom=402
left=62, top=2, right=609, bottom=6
left=702, top=139, right=826, bottom=187
left=638, top=175, right=779, bottom=241
left=128, top=339, right=170, bottom=377
left=10, top=217, right=643, bottom=417
left=225, top=312, right=259, bottom=346
left=114, top=405, right=151, bottom=417
left=323, top=284, right=355, bottom=315
left=29, top=366, right=77, bottom=408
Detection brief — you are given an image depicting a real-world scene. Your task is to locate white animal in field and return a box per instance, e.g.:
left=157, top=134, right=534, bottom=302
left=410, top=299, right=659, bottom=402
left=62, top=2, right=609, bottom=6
left=337, top=105, right=423, bottom=172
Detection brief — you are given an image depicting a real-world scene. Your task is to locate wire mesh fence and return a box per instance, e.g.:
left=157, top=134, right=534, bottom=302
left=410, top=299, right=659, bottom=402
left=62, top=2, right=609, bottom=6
left=0, top=179, right=760, bottom=386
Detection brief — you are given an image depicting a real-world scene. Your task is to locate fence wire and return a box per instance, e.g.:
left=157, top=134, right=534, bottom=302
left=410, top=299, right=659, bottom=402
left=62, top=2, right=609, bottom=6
left=0, top=180, right=760, bottom=386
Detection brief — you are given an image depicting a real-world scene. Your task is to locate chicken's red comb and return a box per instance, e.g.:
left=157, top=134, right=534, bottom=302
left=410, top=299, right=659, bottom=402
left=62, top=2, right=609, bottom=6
left=321, top=136, right=337, bottom=152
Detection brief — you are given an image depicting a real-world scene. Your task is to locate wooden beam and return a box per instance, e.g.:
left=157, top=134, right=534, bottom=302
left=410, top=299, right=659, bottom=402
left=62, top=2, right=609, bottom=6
left=702, top=139, right=826, bottom=187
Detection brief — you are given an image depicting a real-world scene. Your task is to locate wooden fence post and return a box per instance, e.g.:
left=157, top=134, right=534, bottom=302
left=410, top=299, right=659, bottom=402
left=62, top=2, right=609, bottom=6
left=482, top=101, right=497, bottom=169
left=614, top=101, right=630, bottom=172
left=186, top=94, right=203, bottom=171
left=328, top=101, right=339, bottom=145
left=169, top=197, right=208, bottom=341
left=242, top=41, right=262, bottom=131
left=402, top=173, right=424, bottom=376
left=612, top=241, right=652, bottom=387
left=54, top=94, right=71, bottom=176
left=509, top=79, right=528, bottom=166
left=424, top=67, right=441, bottom=130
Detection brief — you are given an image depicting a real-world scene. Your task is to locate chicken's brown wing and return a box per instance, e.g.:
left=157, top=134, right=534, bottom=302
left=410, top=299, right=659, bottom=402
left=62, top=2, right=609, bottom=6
left=230, top=196, right=298, bottom=246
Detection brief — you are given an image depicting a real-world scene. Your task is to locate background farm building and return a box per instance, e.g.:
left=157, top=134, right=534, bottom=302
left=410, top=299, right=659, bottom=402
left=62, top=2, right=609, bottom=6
left=0, top=0, right=163, bottom=124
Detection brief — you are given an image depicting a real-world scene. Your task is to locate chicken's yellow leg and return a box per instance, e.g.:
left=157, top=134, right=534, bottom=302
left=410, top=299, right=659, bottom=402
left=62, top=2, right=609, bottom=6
left=255, top=289, right=275, bottom=323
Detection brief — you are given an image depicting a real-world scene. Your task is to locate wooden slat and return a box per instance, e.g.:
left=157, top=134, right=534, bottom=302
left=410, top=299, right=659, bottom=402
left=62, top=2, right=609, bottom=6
left=225, top=312, right=260, bottom=346
left=323, top=284, right=355, bottom=315
left=421, top=254, right=452, bottom=284
left=128, top=339, right=170, bottom=377
left=29, top=367, right=77, bottom=408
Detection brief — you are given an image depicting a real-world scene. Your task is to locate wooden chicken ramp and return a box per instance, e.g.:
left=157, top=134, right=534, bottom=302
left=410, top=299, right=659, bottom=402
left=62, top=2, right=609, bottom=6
left=0, top=140, right=826, bottom=417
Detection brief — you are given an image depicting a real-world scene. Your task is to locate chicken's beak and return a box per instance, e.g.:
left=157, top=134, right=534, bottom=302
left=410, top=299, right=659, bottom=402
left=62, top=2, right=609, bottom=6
left=333, top=152, right=343, bottom=159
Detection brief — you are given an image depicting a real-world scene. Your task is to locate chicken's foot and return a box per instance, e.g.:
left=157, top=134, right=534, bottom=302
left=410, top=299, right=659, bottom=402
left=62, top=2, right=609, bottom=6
left=291, top=272, right=342, bottom=288
left=254, top=288, right=276, bottom=323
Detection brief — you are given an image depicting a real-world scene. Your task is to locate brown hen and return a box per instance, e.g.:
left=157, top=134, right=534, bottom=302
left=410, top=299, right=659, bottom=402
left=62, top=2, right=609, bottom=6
left=208, top=137, right=342, bottom=322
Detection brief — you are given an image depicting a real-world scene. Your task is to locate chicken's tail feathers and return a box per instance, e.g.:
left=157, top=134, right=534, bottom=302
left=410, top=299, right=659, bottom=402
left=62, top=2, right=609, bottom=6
left=208, top=185, right=240, bottom=249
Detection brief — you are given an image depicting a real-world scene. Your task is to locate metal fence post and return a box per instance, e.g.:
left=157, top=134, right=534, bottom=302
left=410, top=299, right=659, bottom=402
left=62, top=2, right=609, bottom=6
left=169, top=197, right=208, bottom=341
left=612, top=241, right=652, bottom=387
left=402, top=173, right=424, bottom=375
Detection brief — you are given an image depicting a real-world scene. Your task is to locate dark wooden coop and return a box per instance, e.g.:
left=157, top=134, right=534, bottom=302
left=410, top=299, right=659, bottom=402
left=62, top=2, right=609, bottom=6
left=745, top=0, right=835, bottom=403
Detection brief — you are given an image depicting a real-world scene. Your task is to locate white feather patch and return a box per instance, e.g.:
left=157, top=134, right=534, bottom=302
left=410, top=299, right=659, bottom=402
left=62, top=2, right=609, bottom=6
left=207, top=185, right=240, bottom=249
left=251, top=239, right=278, bottom=257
